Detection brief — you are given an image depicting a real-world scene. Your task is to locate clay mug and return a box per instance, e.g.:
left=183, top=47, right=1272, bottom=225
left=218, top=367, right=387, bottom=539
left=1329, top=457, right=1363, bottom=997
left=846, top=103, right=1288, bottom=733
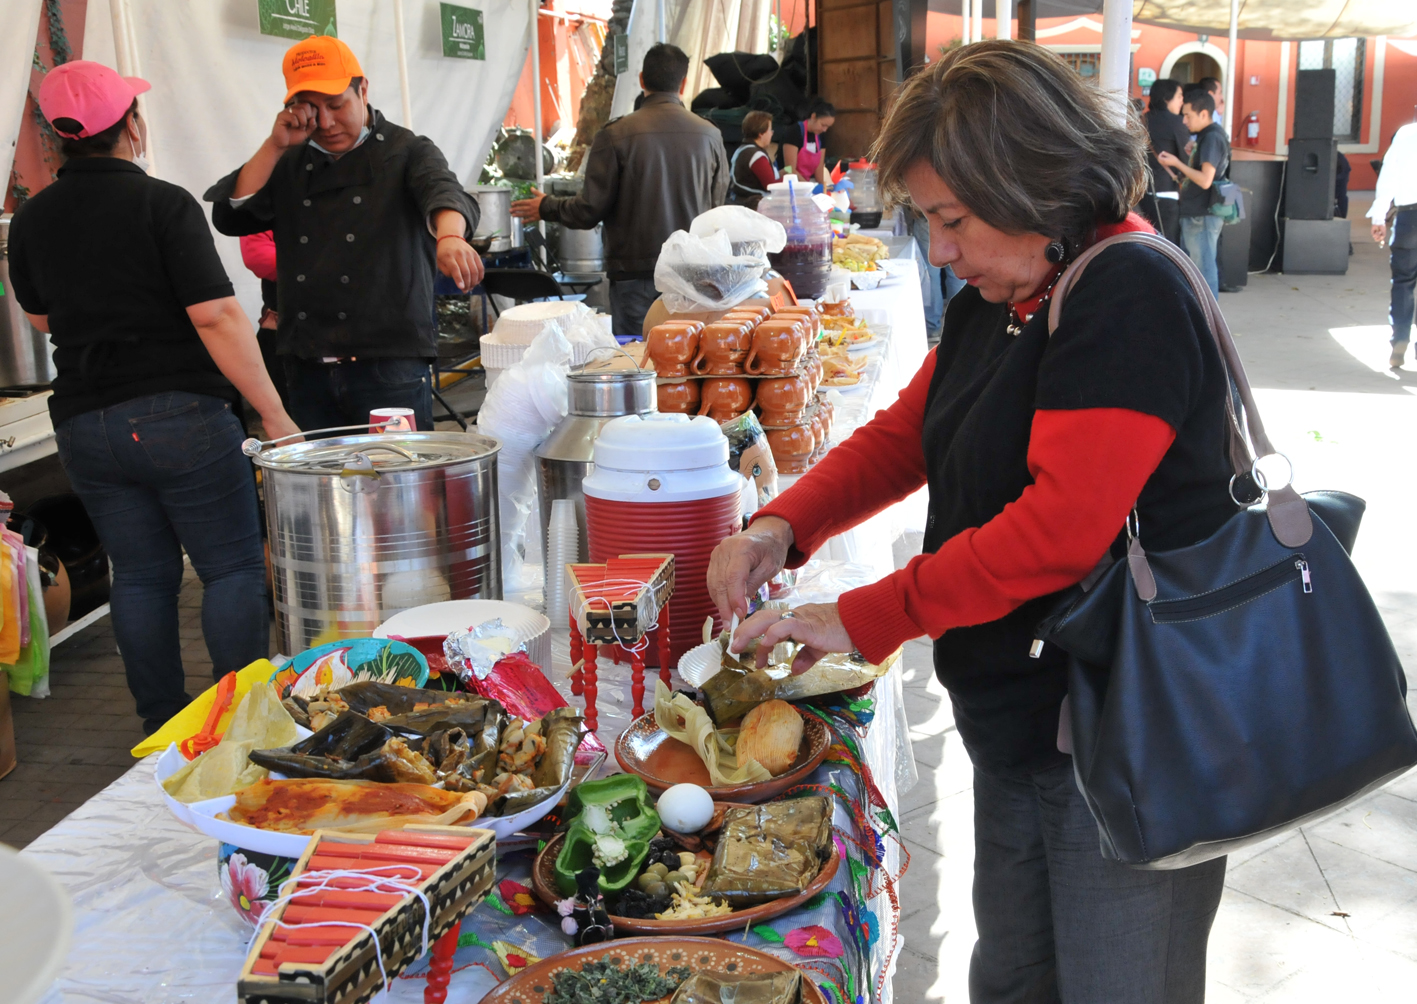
left=699, top=377, right=753, bottom=421
left=809, top=409, right=827, bottom=453
left=657, top=379, right=701, bottom=415
left=803, top=349, right=824, bottom=392
left=692, top=322, right=753, bottom=375
left=766, top=423, right=815, bottom=475
left=775, top=305, right=821, bottom=337
left=725, top=305, right=771, bottom=324
left=745, top=320, right=808, bottom=376
left=754, top=374, right=812, bottom=426
left=647, top=323, right=702, bottom=377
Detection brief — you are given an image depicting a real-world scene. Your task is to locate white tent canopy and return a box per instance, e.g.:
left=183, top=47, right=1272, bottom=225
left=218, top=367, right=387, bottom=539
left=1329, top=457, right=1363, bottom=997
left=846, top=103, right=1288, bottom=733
left=0, top=3, right=43, bottom=203
left=78, top=0, right=532, bottom=321
left=1131, top=0, right=1417, bottom=41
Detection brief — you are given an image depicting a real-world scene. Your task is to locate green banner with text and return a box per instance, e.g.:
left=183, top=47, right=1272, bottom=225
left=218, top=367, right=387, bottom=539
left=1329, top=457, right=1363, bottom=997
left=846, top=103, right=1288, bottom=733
left=441, top=3, right=486, bottom=60
left=258, top=0, right=338, bottom=41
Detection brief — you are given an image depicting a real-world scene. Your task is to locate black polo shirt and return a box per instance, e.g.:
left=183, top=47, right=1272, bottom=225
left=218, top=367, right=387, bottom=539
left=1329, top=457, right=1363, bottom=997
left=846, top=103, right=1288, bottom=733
left=7, top=158, right=237, bottom=426
left=205, top=109, right=477, bottom=361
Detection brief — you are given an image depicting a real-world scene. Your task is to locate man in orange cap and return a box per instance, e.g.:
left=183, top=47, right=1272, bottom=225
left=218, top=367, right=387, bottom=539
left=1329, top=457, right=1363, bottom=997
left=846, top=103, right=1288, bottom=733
left=205, top=36, right=481, bottom=434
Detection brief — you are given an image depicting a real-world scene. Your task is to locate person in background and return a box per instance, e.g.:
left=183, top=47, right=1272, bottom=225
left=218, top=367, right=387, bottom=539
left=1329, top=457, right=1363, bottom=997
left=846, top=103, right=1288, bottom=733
left=238, top=230, right=289, bottom=412
left=1369, top=121, right=1417, bottom=369
left=781, top=99, right=836, bottom=188
left=1197, top=75, right=1224, bottom=127
left=1144, top=79, right=1189, bottom=244
left=8, top=61, right=299, bottom=734
left=206, top=36, right=481, bottom=434
left=510, top=44, right=728, bottom=337
left=1335, top=150, right=1351, bottom=219
left=1159, top=89, right=1229, bottom=296
left=711, top=41, right=1234, bottom=1002
left=728, top=110, right=780, bottom=209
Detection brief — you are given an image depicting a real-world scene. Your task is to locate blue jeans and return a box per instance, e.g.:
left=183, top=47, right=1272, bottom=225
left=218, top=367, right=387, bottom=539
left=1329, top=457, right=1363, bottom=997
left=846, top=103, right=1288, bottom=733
left=912, top=214, right=945, bottom=334
left=969, top=760, right=1225, bottom=1004
left=1390, top=246, right=1417, bottom=345
left=282, top=356, right=433, bottom=436
left=1180, top=214, right=1224, bottom=297
left=56, top=392, right=269, bottom=729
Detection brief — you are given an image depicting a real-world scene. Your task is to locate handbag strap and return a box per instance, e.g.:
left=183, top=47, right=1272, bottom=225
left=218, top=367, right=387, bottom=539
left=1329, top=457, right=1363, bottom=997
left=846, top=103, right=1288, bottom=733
left=1045, top=231, right=1312, bottom=555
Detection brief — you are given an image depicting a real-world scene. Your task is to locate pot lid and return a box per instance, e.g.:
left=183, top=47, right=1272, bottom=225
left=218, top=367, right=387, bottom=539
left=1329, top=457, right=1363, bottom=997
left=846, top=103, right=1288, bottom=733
left=592, top=414, right=728, bottom=472
left=249, top=431, right=500, bottom=473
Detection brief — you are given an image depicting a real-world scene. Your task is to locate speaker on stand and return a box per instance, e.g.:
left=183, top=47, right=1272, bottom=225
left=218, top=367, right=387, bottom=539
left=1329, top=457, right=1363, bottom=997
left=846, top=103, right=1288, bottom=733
left=1281, top=68, right=1348, bottom=274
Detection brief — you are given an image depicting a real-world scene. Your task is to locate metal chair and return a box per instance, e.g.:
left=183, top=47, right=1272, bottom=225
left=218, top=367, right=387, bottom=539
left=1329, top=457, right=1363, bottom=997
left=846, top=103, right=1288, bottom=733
left=479, top=267, right=568, bottom=312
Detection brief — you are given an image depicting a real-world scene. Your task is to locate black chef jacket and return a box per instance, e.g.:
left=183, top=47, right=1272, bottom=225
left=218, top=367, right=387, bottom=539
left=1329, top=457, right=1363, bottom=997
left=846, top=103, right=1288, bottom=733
left=205, top=109, right=477, bottom=361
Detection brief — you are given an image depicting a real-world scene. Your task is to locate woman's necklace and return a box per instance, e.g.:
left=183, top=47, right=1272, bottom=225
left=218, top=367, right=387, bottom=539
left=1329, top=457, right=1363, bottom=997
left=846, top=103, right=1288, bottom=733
left=1005, top=268, right=1065, bottom=337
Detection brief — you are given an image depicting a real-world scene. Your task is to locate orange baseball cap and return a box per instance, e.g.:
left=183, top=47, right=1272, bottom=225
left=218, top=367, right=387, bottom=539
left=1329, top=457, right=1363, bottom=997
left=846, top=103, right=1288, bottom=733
left=282, top=36, right=363, bottom=104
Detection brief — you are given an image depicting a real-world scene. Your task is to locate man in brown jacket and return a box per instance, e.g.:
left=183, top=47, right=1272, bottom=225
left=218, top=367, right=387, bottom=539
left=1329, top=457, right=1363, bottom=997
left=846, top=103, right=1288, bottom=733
left=512, top=44, right=728, bottom=336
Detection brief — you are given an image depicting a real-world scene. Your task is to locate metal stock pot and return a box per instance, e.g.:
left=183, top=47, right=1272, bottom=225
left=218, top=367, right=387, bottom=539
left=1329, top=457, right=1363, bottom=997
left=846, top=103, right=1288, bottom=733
left=245, top=430, right=502, bottom=654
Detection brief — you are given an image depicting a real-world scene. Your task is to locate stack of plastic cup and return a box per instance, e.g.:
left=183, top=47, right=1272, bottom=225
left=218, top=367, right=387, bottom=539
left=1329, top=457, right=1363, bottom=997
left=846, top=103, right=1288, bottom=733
left=545, top=499, right=580, bottom=630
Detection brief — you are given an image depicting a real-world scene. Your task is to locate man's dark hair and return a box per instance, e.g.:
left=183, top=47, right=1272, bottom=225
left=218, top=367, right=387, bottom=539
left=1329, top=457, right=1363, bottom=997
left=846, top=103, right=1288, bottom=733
left=1184, top=89, right=1216, bottom=116
left=53, top=100, right=137, bottom=159
left=1197, top=75, right=1221, bottom=96
left=807, top=98, right=836, bottom=119
left=642, top=44, right=689, bottom=93
left=1148, top=79, right=1181, bottom=111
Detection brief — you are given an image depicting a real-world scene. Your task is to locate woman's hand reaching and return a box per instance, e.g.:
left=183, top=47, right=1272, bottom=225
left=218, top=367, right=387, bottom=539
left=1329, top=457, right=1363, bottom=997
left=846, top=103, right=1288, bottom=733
left=707, top=516, right=794, bottom=624
left=730, top=603, right=855, bottom=676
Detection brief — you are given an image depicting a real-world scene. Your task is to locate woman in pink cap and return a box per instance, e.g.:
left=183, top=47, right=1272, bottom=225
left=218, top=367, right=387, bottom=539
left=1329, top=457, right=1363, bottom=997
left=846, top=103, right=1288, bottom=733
left=8, top=61, right=298, bottom=734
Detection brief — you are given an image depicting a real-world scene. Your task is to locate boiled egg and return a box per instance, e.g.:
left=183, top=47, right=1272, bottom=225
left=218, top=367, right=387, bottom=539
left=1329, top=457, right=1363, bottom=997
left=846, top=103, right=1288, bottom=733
left=656, top=783, right=714, bottom=834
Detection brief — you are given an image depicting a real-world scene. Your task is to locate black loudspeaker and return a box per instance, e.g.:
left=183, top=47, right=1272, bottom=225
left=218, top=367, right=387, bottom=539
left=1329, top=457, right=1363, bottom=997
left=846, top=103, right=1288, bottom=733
left=1293, top=69, right=1336, bottom=139
left=1282, top=218, right=1350, bottom=275
left=1285, top=138, right=1337, bottom=220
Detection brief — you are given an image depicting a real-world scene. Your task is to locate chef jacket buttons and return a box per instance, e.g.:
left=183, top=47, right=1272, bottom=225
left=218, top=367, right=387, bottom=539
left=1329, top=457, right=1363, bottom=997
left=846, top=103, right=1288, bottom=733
left=297, top=311, right=307, bottom=320
left=303, top=199, right=312, bottom=207
left=340, top=275, right=349, bottom=284
left=353, top=196, right=362, bottom=204
left=296, top=274, right=306, bottom=282
left=376, top=133, right=384, bottom=141
left=300, top=236, right=308, bottom=244
left=338, top=312, right=347, bottom=320
left=346, top=234, right=355, bottom=242
left=305, top=163, right=313, bottom=171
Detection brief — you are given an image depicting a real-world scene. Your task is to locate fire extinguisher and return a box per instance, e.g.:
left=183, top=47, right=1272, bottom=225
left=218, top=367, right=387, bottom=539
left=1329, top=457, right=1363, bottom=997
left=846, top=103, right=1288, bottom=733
left=1244, top=110, right=1261, bottom=147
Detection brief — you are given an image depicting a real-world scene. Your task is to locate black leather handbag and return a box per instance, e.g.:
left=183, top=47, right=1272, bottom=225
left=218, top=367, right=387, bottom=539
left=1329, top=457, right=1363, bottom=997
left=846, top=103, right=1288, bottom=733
left=1038, top=233, right=1417, bottom=870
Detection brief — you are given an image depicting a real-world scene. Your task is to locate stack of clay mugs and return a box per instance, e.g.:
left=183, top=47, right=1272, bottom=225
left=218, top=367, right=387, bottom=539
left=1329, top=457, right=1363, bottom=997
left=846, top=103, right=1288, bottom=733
left=647, top=303, right=835, bottom=474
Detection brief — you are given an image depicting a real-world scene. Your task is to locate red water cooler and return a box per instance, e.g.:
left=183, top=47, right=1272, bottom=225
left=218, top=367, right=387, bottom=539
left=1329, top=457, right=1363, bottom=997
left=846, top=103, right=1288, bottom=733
left=582, top=414, right=743, bottom=667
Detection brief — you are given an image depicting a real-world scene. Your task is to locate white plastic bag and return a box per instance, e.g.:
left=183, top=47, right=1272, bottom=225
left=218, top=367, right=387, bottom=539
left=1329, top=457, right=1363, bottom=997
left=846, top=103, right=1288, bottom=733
left=689, top=205, right=787, bottom=257
left=654, top=229, right=768, bottom=314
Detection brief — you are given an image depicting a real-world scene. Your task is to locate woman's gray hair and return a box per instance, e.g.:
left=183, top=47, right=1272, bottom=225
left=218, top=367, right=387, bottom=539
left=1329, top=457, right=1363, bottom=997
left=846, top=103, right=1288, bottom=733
left=871, top=40, right=1148, bottom=247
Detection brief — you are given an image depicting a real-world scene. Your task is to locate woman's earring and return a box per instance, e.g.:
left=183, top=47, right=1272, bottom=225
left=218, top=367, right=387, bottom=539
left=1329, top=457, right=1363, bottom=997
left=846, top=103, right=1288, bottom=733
left=1044, top=239, right=1066, bottom=264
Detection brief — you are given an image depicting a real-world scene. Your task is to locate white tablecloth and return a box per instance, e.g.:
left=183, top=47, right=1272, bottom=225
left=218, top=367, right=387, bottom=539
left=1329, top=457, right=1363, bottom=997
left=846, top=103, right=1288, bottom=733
left=780, top=260, right=931, bottom=580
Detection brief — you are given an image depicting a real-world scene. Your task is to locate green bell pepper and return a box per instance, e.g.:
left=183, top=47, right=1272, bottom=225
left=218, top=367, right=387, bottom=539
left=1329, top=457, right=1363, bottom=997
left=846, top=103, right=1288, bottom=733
left=555, top=774, right=661, bottom=895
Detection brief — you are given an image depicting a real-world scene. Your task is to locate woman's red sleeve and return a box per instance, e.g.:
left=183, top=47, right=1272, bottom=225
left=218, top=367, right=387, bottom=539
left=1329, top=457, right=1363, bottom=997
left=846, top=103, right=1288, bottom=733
left=240, top=231, right=278, bottom=282
left=752, top=349, right=936, bottom=565
left=749, top=152, right=779, bottom=189
left=836, top=408, right=1177, bottom=662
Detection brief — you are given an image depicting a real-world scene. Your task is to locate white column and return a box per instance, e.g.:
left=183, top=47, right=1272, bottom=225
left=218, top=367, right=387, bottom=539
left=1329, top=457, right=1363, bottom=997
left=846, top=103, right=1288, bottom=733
left=1224, top=0, right=1239, bottom=137
left=960, top=0, right=970, bottom=43
left=392, top=0, right=415, bottom=131
left=657, top=0, right=667, bottom=43
left=995, top=0, right=1011, bottom=40
left=972, top=0, right=983, bottom=46
left=1099, top=0, right=1133, bottom=125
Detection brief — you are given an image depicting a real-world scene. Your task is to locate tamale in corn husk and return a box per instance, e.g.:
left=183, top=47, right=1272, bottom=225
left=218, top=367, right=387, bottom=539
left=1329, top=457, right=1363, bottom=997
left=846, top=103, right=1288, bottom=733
left=734, top=699, right=803, bottom=776
left=700, top=638, right=899, bottom=725
left=162, top=684, right=300, bottom=802
left=700, top=796, right=833, bottom=905
left=671, top=971, right=802, bottom=1004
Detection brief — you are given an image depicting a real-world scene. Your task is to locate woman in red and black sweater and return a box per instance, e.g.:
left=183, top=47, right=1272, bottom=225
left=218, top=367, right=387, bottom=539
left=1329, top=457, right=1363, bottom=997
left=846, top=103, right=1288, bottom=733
left=710, top=42, right=1234, bottom=1003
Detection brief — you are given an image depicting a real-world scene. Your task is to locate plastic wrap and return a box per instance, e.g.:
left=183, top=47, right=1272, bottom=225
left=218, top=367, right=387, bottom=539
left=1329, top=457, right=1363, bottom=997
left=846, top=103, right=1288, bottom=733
left=700, top=797, right=833, bottom=906
left=654, top=230, right=768, bottom=314
left=688, top=205, right=788, bottom=257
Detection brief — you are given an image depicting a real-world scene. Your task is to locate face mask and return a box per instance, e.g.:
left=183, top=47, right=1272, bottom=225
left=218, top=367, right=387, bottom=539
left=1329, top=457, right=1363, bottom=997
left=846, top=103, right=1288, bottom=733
left=129, top=120, right=150, bottom=174
left=310, top=125, right=370, bottom=156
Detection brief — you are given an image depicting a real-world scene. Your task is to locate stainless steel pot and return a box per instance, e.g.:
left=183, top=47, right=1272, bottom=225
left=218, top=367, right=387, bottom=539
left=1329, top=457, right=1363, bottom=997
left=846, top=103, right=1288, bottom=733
left=469, top=185, right=514, bottom=253
left=0, top=215, right=56, bottom=388
left=248, top=431, right=502, bottom=653
left=544, top=176, right=604, bottom=273
left=536, top=367, right=655, bottom=572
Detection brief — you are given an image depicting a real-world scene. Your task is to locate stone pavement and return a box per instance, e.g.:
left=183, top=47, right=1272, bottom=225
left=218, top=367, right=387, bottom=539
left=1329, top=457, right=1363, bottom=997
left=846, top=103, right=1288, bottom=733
left=892, top=198, right=1417, bottom=1002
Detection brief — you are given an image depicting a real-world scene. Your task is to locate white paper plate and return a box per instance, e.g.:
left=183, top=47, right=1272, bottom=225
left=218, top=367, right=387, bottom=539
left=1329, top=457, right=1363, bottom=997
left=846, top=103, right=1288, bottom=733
left=677, top=640, right=724, bottom=687
left=374, top=599, right=552, bottom=670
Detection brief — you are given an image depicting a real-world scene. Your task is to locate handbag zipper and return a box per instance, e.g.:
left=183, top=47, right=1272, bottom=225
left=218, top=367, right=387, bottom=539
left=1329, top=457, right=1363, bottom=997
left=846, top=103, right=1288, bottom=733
left=1149, top=554, right=1311, bottom=624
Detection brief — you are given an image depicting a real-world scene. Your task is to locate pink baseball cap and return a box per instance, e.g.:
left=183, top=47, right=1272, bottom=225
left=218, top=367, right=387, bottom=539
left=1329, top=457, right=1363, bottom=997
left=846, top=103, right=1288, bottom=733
left=38, top=61, right=151, bottom=139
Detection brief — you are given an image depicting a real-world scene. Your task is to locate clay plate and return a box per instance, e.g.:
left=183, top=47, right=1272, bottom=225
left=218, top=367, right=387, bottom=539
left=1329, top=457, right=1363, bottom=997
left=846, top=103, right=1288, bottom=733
left=615, top=712, right=831, bottom=803
left=530, top=831, right=840, bottom=936
left=478, top=936, right=827, bottom=1004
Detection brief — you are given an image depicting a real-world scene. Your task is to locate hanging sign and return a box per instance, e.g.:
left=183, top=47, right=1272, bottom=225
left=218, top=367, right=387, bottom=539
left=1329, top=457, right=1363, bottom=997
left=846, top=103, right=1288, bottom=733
left=1137, top=67, right=1157, bottom=89
left=441, top=3, right=486, bottom=60
left=258, top=0, right=338, bottom=40
left=613, top=34, right=629, bottom=75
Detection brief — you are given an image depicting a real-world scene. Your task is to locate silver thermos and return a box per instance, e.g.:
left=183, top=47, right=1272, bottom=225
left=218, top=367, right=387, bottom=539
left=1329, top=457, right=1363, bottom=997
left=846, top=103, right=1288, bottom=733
left=0, top=215, right=57, bottom=388
left=535, top=365, right=656, bottom=578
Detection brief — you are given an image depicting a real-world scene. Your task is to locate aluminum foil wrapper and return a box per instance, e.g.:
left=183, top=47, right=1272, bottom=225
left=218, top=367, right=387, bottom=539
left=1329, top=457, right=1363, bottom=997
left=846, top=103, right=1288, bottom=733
left=443, top=619, right=525, bottom=683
